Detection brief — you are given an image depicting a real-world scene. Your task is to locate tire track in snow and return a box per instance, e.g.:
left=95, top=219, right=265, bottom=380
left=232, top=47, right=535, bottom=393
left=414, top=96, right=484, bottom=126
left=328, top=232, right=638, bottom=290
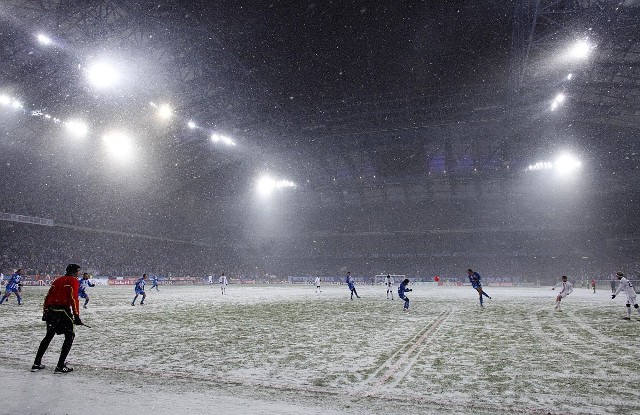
left=566, top=310, right=637, bottom=353
left=354, top=308, right=452, bottom=396
left=528, top=308, right=580, bottom=353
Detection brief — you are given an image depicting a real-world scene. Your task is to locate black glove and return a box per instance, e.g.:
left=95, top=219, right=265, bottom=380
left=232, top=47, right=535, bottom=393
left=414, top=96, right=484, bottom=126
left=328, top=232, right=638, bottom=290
left=41, top=309, right=49, bottom=322
left=611, top=294, right=616, bottom=299
left=73, top=315, right=83, bottom=325
left=408, top=289, right=413, bottom=292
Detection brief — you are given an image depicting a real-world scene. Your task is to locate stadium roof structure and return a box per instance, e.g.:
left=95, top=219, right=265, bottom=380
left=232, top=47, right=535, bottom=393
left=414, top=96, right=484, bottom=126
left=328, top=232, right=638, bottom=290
left=1, top=0, right=639, bottom=212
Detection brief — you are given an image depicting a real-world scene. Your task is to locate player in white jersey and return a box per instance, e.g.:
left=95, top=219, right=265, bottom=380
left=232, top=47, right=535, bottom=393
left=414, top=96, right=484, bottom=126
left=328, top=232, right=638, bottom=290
left=314, top=276, right=321, bottom=293
left=611, top=272, right=640, bottom=320
left=552, top=275, right=573, bottom=311
left=219, top=273, right=227, bottom=295
left=385, top=274, right=394, bottom=300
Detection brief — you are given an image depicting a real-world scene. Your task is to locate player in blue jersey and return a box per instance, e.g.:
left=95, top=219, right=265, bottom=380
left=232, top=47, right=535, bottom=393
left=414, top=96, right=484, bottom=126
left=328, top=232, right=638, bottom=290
left=467, top=269, right=491, bottom=307
left=131, top=274, right=148, bottom=306
left=398, top=278, right=412, bottom=311
left=0, top=269, right=24, bottom=305
left=150, top=275, right=159, bottom=291
left=346, top=272, right=360, bottom=300
left=78, top=273, right=95, bottom=309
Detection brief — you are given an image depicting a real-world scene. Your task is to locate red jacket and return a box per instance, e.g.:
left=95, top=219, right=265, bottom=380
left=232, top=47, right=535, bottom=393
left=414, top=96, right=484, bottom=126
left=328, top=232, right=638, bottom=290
left=43, top=275, right=80, bottom=316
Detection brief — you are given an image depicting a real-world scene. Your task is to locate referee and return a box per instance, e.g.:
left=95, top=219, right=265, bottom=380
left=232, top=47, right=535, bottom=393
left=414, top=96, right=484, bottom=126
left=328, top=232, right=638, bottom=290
left=31, top=264, right=84, bottom=374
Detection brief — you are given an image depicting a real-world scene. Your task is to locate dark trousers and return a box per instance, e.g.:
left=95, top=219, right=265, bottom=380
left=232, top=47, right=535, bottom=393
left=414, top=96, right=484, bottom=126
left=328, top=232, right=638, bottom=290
left=34, top=308, right=75, bottom=368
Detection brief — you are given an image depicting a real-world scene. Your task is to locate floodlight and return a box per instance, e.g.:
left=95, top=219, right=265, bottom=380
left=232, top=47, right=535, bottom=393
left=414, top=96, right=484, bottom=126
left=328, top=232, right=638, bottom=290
left=36, top=34, right=52, bottom=45
left=187, top=120, right=197, bottom=129
left=11, top=100, right=22, bottom=109
left=0, top=95, right=10, bottom=106
left=550, top=92, right=566, bottom=111
left=526, top=161, right=554, bottom=172
left=103, top=131, right=133, bottom=161
left=567, top=73, right=573, bottom=81
left=64, top=120, right=88, bottom=137
left=211, top=133, right=236, bottom=146
left=157, top=103, right=172, bottom=120
left=276, top=180, right=296, bottom=188
left=554, top=153, right=581, bottom=175
left=87, top=62, right=118, bottom=88
left=568, top=39, right=592, bottom=60
left=257, top=176, right=295, bottom=197
left=257, top=176, right=276, bottom=197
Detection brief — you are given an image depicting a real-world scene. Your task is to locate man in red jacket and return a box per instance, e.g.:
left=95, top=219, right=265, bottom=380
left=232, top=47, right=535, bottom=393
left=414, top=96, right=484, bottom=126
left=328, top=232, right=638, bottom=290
left=31, top=263, right=84, bottom=373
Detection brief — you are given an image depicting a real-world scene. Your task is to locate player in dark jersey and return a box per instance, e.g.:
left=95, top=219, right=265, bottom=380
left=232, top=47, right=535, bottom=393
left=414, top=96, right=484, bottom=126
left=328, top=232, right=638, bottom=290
left=150, top=275, right=160, bottom=291
left=131, top=274, right=148, bottom=306
left=346, top=272, right=360, bottom=300
left=0, top=269, right=24, bottom=305
left=398, top=278, right=412, bottom=311
left=467, top=269, right=491, bottom=307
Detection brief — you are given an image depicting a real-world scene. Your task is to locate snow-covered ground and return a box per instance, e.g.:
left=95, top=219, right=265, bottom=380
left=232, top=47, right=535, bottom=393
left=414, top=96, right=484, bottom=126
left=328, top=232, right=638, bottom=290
left=1, top=284, right=638, bottom=415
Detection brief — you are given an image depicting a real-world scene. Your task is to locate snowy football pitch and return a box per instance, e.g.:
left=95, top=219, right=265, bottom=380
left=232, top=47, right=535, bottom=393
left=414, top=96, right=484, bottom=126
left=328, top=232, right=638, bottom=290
left=1, top=284, right=638, bottom=415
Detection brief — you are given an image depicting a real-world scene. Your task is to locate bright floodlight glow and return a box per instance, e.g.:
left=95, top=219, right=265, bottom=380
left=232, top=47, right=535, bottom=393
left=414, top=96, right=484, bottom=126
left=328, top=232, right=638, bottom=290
left=527, top=161, right=553, bottom=171
left=87, top=62, right=119, bottom=88
left=257, top=176, right=296, bottom=197
left=567, top=73, right=573, bottom=80
left=64, top=120, right=88, bottom=137
left=257, top=176, right=277, bottom=197
left=103, top=131, right=133, bottom=161
left=277, top=180, right=296, bottom=188
left=0, top=95, right=11, bottom=106
left=157, top=103, right=172, bottom=120
left=554, top=154, right=582, bottom=175
left=568, top=39, right=592, bottom=60
left=211, top=133, right=236, bottom=146
left=550, top=92, right=566, bottom=111
left=36, top=34, right=52, bottom=45
left=187, top=120, right=197, bottom=129
left=11, top=100, right=22, bottom=109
